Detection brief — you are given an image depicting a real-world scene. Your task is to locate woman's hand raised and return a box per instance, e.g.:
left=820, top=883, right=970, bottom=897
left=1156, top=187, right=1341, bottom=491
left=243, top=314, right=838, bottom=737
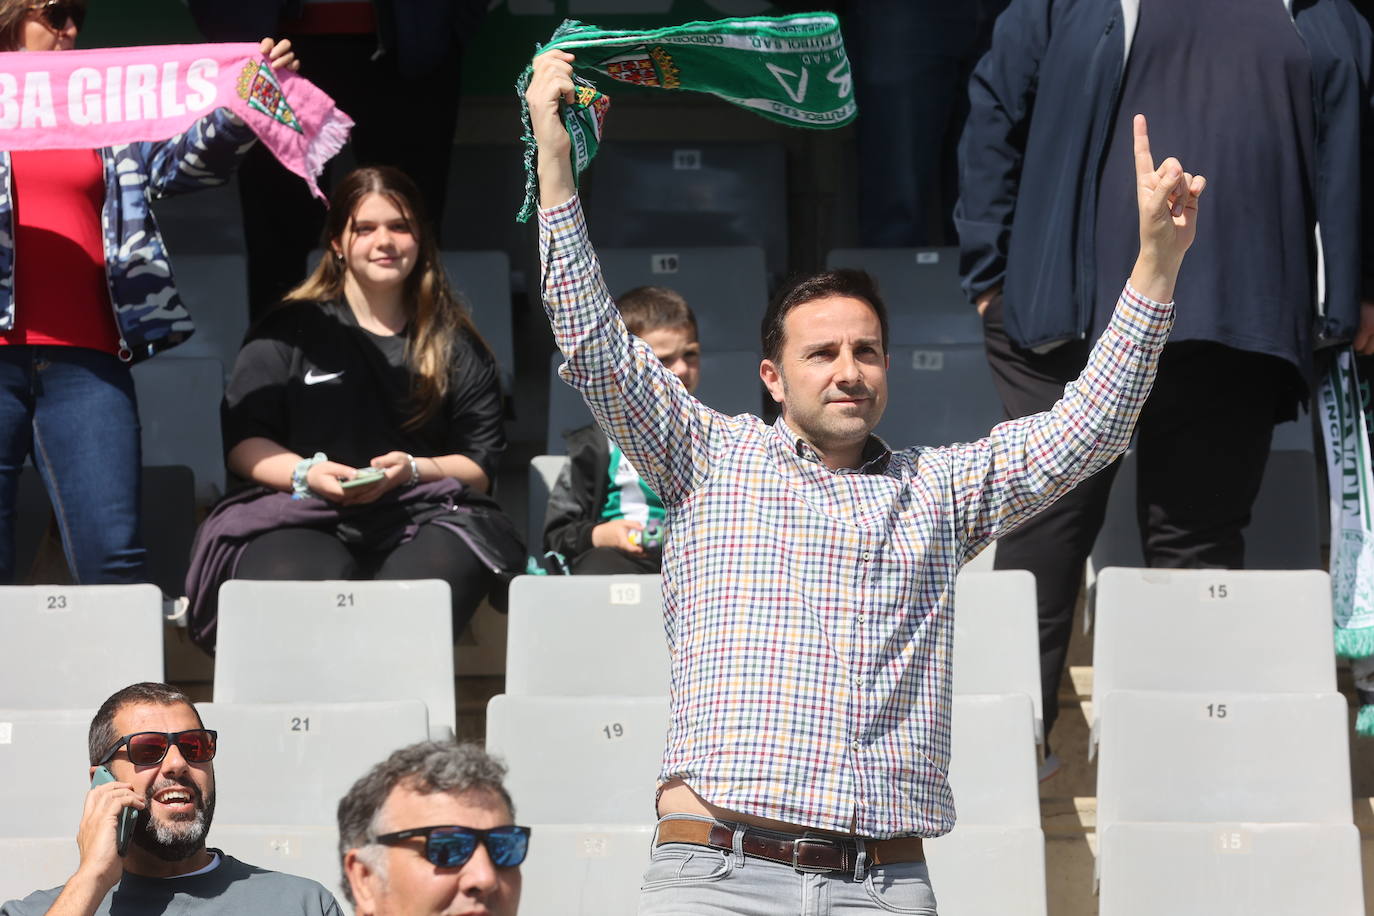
left=259, top=37, right=300, bottom=73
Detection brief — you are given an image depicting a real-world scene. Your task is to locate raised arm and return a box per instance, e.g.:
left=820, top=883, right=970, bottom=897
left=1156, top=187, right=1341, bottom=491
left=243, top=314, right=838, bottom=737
left=953, top=115, right=1205, bottom=554
left=528, top=50, right=725, bottom=505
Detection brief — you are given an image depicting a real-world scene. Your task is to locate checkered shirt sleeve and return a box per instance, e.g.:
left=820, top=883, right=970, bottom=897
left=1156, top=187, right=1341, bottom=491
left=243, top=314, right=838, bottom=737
left=942, top=282, right=1173, bottom=563
left=538, top=195, right=735, bottom=504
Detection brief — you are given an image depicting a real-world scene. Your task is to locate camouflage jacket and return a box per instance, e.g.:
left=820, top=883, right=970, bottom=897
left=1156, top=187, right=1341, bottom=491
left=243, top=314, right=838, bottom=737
left=0, top=109, right=256, bottom=364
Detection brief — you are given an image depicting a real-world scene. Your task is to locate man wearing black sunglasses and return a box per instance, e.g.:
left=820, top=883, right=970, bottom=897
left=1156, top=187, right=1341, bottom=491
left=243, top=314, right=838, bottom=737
left=338, top=741, right=526, bottom=916
left=0, top=682, right=342, bottom=916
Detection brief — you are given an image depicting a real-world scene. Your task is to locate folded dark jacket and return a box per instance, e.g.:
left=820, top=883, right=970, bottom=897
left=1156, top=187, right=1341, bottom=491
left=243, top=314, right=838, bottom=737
left=184, top=479, right=524, bottom=651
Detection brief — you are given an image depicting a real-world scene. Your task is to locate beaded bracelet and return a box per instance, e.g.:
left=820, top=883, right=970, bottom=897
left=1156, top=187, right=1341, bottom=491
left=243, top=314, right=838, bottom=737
left=404, top=453, right=420, bottom=487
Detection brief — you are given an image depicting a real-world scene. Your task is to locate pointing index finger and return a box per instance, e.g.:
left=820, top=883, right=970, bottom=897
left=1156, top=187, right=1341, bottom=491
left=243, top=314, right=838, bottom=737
left=1133, top=114, right=1155, bottom=179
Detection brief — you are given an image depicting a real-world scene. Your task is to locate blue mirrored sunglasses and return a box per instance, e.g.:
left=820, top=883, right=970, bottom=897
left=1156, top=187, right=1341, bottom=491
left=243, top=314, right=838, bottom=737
left=373, top=825, right=531, bottom=868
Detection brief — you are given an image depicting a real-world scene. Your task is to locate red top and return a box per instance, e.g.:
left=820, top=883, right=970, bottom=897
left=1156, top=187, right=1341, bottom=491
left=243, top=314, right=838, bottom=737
left=280, top=1, right=377, bottom=35
left=2, top=149, right=119, bottom=355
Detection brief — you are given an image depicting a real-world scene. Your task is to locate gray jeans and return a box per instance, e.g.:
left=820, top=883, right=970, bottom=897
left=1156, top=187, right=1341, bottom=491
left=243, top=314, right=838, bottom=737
left=638, top=816, right=938, bottom=915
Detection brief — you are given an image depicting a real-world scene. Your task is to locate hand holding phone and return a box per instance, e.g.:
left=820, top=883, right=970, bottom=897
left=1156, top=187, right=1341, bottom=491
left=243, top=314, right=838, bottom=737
left=340, top=466, right=387, bottom=490
left=90, top=766, right=138, bottom=856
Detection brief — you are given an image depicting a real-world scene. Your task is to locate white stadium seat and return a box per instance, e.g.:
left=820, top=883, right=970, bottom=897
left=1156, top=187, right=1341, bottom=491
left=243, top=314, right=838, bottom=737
left=925, top=827, right=1047, bottom=916
left=211, top=824, right=346, bottom=905
left=593, top=247, right=768, bottom=351
left=486, top=695, right=668, bottom=825
left=440, top=251, right=515, bottom=394
left=505, top=575, right=668, bottom=697
left=527, top=455, right=570, bottom=552
left=1096, top=691, right=1352, bottom=831
left=876, top=345, right=1004, bottom=447
left=546, top=350, right=763, bottom=454
left=926, top=694, right=1046, bottom=915
left=0, top=708, right=95, bottom=837
left=519, top=824, right=653, bottom=916
left=825, top=247, right=981, bottom=345
left=944, top=694, right=1040, bottom=828
left=0, top=585, right=163, bottom=709
left=951, top=571, right=1042, bottom=741
left=214, top=579, right=456, bottom=737
left=1090, top=568, right=1336, bottom=751
left=199, top=700, right=429, bottom=828
left=1098, top=822, right=1365, bottom=916
left=1095, top=691, right=1355, bottom=893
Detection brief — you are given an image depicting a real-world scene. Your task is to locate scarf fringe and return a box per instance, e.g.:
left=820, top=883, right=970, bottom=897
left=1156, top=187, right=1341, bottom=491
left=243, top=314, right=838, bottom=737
left=301, top=111, right=355, bottom=202
left=1356, top=704, right=1374, bottom=738
left=1335, top=624, right=1374, bottom=660
left=516, top=52, right=541, bottom=224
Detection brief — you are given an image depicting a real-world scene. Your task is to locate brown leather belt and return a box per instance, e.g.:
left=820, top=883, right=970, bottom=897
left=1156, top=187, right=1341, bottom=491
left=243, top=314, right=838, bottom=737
left=655, top=818, right=924, bottom=873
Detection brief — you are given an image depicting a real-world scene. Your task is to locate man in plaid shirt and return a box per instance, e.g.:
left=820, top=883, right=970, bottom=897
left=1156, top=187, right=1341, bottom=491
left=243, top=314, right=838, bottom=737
left=527, top=49, right=1205, bottom=915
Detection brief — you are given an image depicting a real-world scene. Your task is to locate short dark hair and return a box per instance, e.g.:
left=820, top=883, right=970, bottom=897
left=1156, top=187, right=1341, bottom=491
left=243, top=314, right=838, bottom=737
left=760, top=269, right=889, bottom=363
left=616, top=285, right=698, bottom=341
left=336, top=741, right=515, bottom=904
left=88, top=682, right=202, bottom=765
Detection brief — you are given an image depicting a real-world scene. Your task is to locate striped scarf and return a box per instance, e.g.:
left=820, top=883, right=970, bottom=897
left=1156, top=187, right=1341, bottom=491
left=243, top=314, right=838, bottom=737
left=1318, top=349, right=1374, bottom=735
left=515, top=13, right=855, bottom=221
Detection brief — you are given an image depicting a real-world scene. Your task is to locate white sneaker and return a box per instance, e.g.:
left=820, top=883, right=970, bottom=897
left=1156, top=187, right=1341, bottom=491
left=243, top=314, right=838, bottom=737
left=1037, top=752, right=1062, bottom=783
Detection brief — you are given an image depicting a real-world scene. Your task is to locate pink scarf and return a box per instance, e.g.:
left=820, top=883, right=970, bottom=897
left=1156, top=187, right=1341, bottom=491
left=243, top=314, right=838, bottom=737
left=0, top=42, right=352, bottom=198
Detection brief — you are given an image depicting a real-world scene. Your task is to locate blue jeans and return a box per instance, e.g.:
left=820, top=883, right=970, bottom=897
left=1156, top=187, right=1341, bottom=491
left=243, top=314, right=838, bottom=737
left=0, top=346, right=144, bottom=583
left=638, top=816, right=938, bottom=915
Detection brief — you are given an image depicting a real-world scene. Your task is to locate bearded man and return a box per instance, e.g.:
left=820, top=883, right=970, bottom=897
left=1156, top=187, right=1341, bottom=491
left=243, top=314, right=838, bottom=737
left=1, top=682, right=341, bottom=916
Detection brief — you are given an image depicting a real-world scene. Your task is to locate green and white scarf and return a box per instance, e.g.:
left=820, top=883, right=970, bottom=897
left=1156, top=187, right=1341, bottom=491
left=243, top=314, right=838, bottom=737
left=1317, top=348, right=1374, bottom=736
left=514, top=13, right=856, bottom=222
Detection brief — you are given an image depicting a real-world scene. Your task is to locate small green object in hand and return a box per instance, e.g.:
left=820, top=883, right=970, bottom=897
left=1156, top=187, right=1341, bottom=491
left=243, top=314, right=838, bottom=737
left=340, top=466, right=386, bottom=490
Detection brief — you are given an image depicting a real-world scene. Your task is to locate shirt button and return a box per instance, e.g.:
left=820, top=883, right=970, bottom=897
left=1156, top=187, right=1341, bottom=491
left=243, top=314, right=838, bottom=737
left=861, top=551, right=873, bottom=561
left=854, top=675, right=863, bottom=687
left=851, top=740, right=860, bottom=751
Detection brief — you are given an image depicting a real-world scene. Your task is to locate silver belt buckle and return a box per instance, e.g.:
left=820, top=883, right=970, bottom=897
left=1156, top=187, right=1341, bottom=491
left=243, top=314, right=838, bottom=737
left=791, top=835, right=841, bottom=873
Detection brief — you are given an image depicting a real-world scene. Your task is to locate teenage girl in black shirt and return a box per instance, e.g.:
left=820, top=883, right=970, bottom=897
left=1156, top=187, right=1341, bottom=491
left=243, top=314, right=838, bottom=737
left=207, top=165, right=517, bottom=636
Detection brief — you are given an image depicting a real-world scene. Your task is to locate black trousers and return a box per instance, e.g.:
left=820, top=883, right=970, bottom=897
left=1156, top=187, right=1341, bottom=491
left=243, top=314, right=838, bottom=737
left=238, top=34, right=464, bottom=320
left=982, top=294, right=1295, bottom=742
left=569, top=546, right=662, bottom=576
left=235, top=522, right=493, bottom=637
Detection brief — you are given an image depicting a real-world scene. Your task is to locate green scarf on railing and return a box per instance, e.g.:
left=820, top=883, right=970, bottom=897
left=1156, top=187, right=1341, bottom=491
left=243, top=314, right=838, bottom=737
left=1318, top=349, right=1374, bottom=736
left=514, top=13, right=856, bottom=222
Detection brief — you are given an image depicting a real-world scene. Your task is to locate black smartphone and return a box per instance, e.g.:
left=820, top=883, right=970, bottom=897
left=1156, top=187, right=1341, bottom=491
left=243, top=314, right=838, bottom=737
left=90, top=765, right=137, bottom=856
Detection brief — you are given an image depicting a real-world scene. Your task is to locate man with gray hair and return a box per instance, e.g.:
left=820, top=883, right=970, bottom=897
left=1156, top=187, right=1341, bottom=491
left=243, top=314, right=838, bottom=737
left=1, top=682, right=341, bottom=916
left=338, top=741, right=527, bottom=916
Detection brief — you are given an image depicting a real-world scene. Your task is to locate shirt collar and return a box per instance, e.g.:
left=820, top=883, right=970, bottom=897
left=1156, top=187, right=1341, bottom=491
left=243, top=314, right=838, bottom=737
left=774, top=417, right=892, bottom=475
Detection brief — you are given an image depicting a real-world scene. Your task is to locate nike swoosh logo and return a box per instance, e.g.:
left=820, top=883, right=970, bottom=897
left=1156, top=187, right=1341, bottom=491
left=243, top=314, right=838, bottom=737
left=304, top=369, right=344, bottom=385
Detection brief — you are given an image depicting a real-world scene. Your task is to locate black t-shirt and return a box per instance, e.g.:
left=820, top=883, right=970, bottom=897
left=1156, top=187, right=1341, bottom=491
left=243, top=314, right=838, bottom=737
left=1094, top=0, right=1316, bottom=383
left=222, top=299, right=506, bottom=480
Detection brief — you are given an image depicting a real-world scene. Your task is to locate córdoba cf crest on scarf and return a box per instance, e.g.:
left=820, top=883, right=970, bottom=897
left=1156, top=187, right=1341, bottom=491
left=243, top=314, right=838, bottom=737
left=515, top=14, right=856, bottom=222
